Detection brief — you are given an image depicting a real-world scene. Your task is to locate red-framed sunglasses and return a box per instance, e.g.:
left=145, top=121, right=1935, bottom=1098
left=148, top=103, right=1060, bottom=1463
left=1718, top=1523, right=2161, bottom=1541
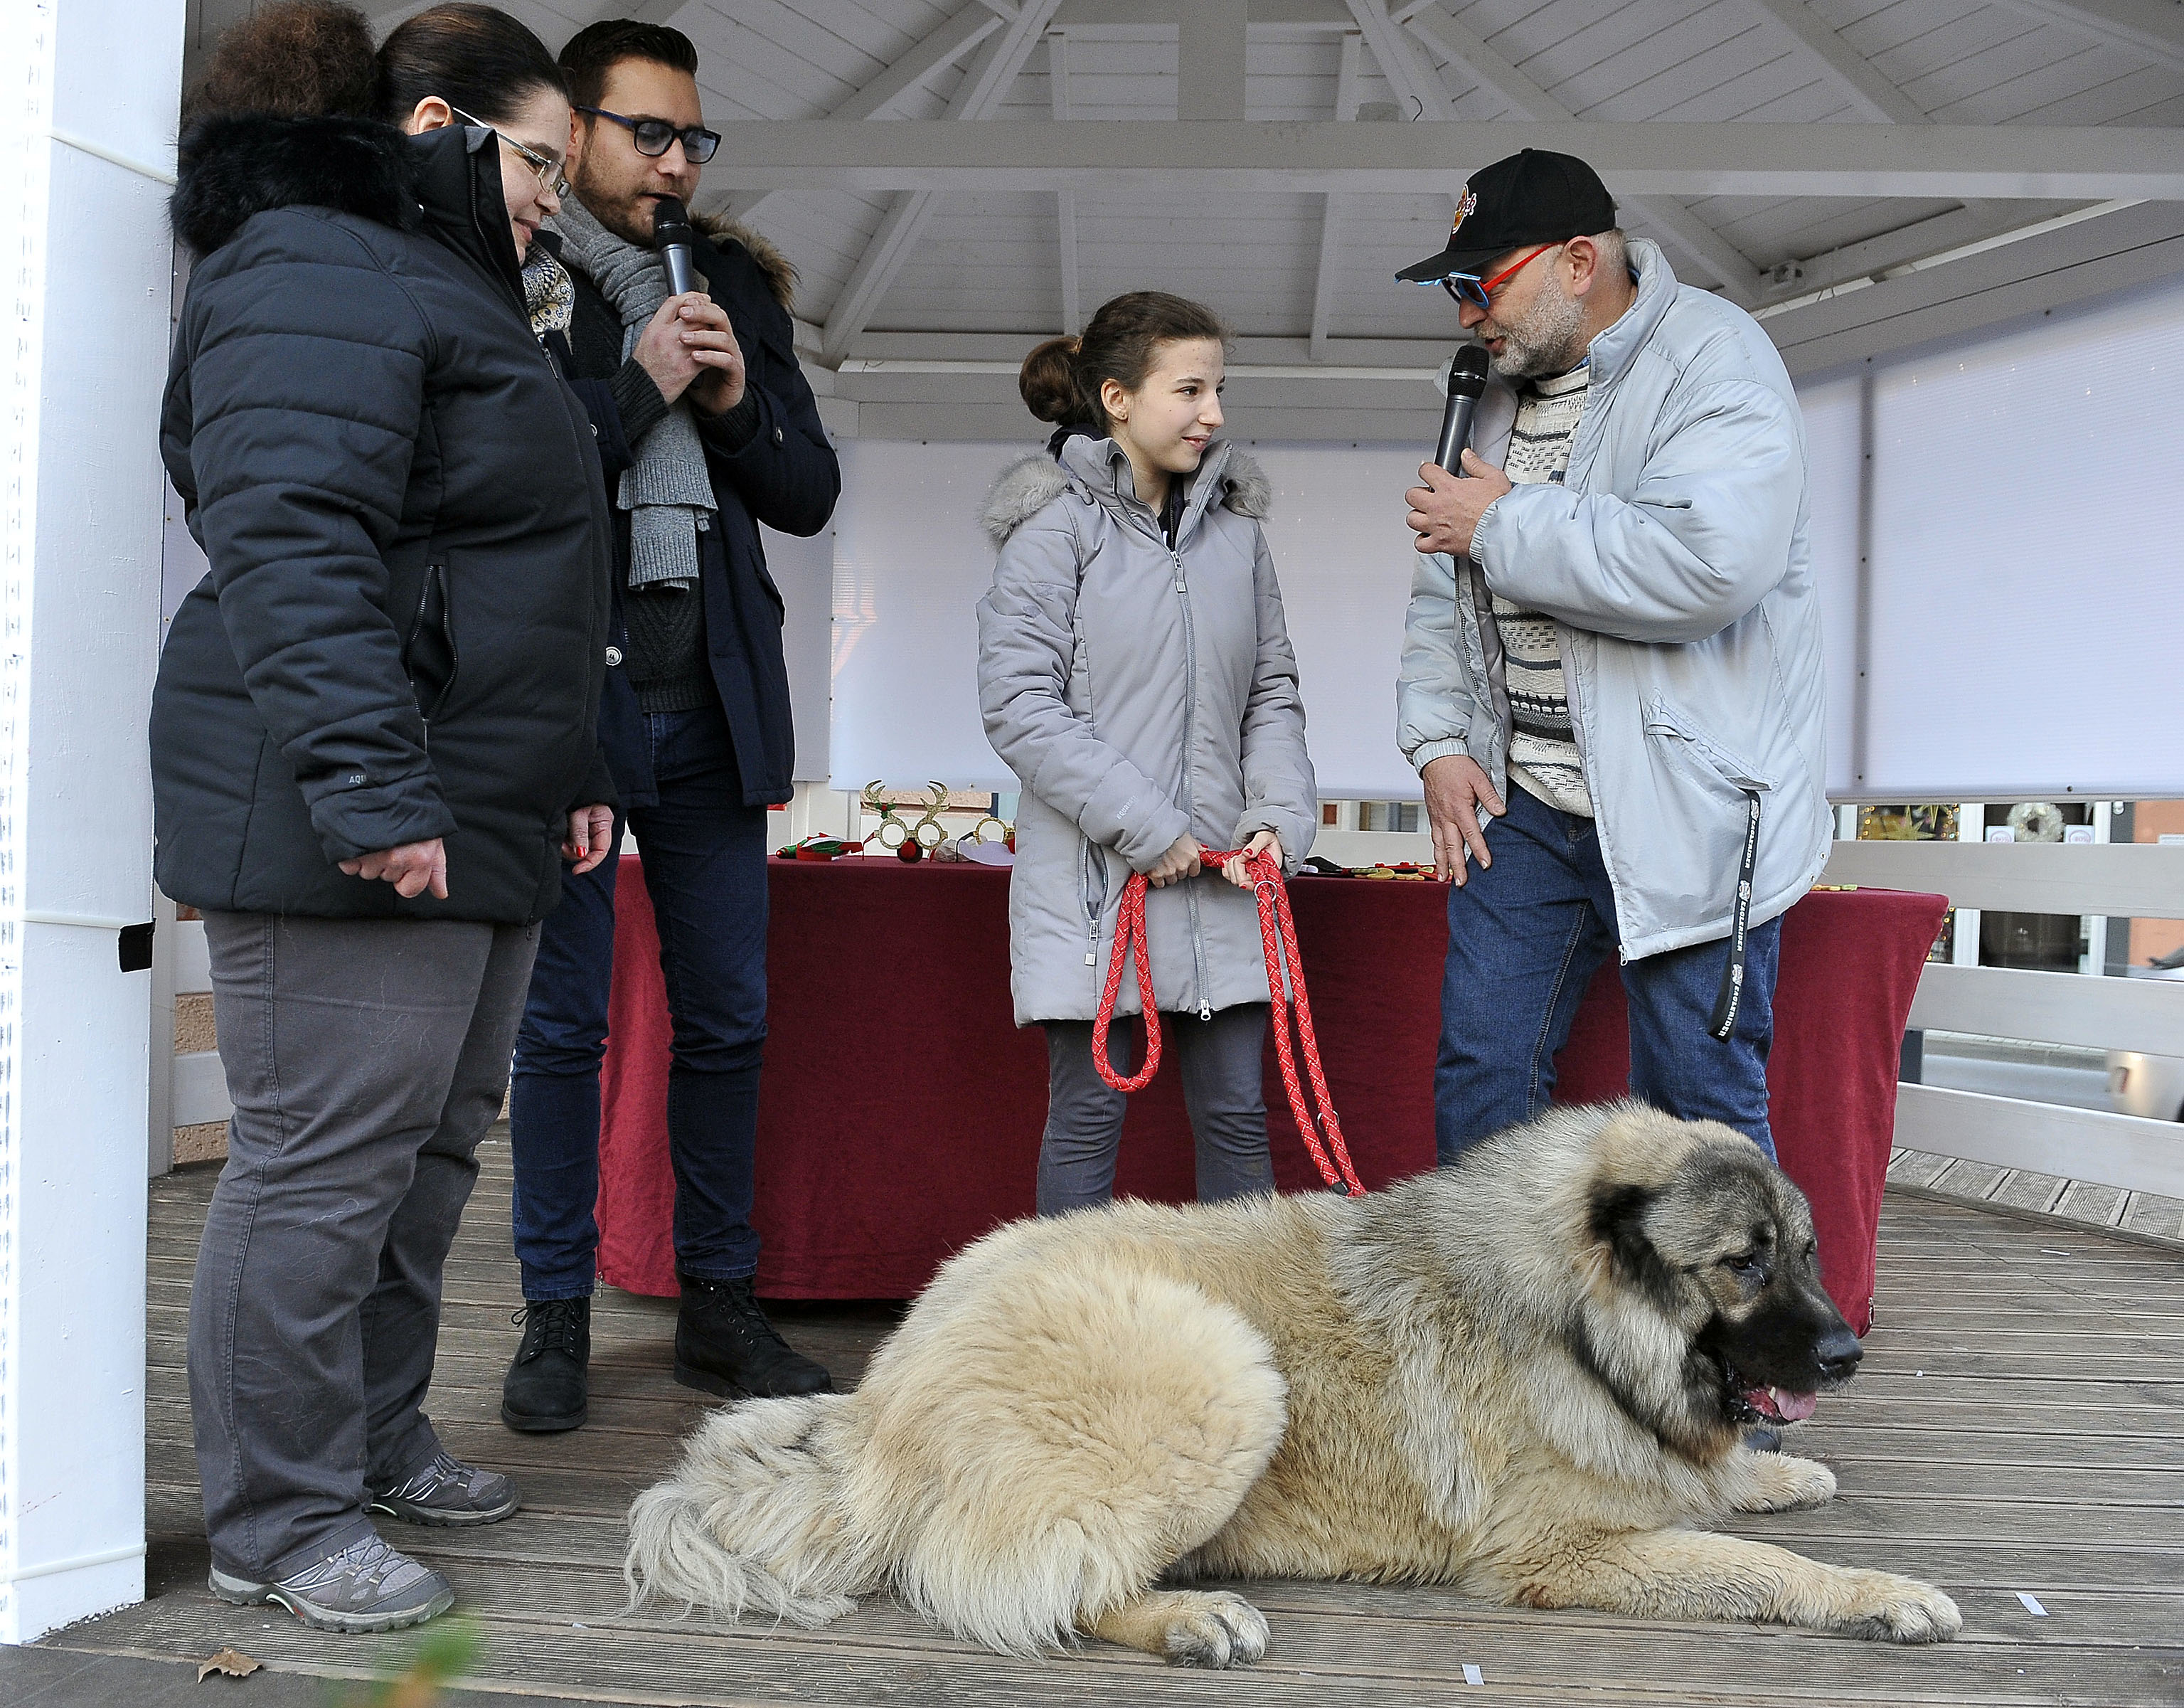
left=1437, top=243, right=1562, bottom=312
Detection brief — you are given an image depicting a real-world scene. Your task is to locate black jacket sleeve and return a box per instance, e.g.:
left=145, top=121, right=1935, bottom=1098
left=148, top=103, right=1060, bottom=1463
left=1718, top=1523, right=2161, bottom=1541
left=702, top=248, right=841, bottom=539
left=183, top=226, right=455, bottom=862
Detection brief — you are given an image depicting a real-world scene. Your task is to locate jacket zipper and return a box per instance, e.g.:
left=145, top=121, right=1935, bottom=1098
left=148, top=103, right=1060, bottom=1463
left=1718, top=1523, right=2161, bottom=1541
left=1172, top=540, right=1212, bottom=1020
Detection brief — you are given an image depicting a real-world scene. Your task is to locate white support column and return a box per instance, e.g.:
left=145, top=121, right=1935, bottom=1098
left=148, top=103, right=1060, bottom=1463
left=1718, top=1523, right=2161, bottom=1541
left=1952, top=805, right=1984, bottom=969
left=1050, top=31, right=1081, bottom=334
left=1178, top=0, right=1249, bottom=121
left=0, top=0, right=181, bottom=1645
left=1309, top=31, right=1363, bottom=361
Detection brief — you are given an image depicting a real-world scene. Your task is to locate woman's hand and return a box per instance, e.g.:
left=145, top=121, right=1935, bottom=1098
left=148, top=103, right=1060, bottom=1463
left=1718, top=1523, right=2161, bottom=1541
left=339, top=838, right=448, bottom=900
left=563, top=805, right=614, bottom=875
left=1222, top=829, right=1282, bottom=890
left=1144, top=833, right=1204, bottom=889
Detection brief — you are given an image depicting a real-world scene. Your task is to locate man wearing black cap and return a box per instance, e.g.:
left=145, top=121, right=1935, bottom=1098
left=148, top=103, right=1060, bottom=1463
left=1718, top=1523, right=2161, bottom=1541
left=1392, top=149, right=1831, bottom=1171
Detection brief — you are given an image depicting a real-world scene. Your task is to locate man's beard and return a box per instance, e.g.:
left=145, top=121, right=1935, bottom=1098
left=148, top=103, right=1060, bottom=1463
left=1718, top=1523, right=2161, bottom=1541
left=1483, top=283, right=1588, bottom=379
left=570, top=171, right=656, bottom=248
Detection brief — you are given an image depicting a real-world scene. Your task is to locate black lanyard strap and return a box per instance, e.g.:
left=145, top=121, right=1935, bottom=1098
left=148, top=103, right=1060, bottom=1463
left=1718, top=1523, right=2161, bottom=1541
left=1708, top=787, right=1762, bottom=1041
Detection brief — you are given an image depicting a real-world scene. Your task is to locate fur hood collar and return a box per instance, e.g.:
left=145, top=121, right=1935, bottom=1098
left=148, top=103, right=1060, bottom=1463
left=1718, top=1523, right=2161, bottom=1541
left=979, top=440, right=1270, bottom=546
left=695, top=212, right=798, bottom=312
left=171, top=113, right=421, bottom=255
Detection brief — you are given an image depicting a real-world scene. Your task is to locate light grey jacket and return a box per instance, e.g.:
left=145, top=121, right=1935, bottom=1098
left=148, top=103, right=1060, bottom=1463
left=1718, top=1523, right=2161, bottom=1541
left=1397, top=240, right=1831, bottom=961
left=978, top=435, right=1317, bottom=1025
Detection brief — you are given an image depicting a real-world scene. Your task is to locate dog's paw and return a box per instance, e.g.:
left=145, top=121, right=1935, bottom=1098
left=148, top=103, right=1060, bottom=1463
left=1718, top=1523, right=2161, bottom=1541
left=1738, top=1454, right=1836, bottom=1512
left=1838, top=1571, right=1961, bottom=1644
left=1158, top=1591, right=1270, bottom=1668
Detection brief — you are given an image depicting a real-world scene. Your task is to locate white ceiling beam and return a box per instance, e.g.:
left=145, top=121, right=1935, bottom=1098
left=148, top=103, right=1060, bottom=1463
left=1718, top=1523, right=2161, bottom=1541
left=711, top=1, right=1006, bottom=225
left=1397, top=4, right=1764, bottom=303
left=1346, top=0, right=1456, bottom=120
left=1050, top=31, right=1080, bottom=332
left=1180, top=0, right=1251, bottom=120
left=1055, top=0, right=1351, bottom=24
left=706, top=120, right=2184, bottom=200
left=821, top=0, right=1070, bottom=363
left=1996, top=0, right=2184, bottom=74
left=1741, top=0, right=1929, bottom=124
left=1309, top=31, right=1365, bottom=359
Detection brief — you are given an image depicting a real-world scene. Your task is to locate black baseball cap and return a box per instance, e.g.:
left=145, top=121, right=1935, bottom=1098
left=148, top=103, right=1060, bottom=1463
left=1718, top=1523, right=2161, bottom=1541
left=1395, top=149, right=1618, bottom=284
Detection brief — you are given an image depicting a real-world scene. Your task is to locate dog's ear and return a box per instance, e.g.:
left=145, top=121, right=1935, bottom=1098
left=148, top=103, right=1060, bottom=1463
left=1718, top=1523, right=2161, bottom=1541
left=1587, top=1183, right=1676, bottom=1307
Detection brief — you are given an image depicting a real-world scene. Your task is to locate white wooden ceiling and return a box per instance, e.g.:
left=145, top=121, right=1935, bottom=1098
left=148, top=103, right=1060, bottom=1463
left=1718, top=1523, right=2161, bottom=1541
left=185, top=0, right=2184, bottom=437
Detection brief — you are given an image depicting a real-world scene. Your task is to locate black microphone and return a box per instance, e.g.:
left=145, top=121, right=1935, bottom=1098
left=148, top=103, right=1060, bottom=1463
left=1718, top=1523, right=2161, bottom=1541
left=1435, top=345, right=1490, bottom=476
left=652, top=196, right=702, bottom=297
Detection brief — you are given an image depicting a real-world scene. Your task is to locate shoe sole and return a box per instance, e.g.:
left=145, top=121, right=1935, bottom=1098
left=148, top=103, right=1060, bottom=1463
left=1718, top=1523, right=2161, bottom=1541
left=367, top=1490, right=521, bottom=1527
left=501, top=1400, right=588, bottom=1434
left=672, top=1361, right=749, bottom=1400
left=673, top=1362, right=834, bottom=1401
left=210, top=1573, right=454, bottom=1634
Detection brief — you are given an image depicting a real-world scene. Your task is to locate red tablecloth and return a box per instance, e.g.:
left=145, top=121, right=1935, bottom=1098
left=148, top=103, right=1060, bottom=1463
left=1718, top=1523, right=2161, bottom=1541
left=597, top=856, right=1943, bottom=1335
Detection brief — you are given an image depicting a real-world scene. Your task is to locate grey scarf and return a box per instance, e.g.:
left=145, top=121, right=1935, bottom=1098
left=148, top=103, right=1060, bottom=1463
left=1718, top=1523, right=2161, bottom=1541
left=549, top=200, right=712, bottom=588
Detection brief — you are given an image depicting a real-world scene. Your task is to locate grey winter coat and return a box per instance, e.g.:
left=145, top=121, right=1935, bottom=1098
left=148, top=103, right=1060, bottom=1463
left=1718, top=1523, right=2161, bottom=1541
left=1397, top=240, right=1831, bottom=961
left=977, top=435, right=1317, bottom=1026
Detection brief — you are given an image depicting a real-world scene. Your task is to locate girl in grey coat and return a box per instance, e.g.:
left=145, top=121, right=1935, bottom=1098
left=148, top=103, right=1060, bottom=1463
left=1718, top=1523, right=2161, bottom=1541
left=976, top=292, right=1318, bottom=1215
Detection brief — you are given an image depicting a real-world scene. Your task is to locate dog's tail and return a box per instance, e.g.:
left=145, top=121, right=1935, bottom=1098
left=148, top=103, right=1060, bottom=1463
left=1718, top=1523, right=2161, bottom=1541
left=625, top=1392, right=875, bottom=1627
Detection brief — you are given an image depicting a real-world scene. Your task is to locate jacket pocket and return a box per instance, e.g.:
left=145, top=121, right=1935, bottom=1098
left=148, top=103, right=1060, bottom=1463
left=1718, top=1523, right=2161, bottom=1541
left=401, top=562, right=459, bottom=723
left=1643, top=699, right=1774, bottom=792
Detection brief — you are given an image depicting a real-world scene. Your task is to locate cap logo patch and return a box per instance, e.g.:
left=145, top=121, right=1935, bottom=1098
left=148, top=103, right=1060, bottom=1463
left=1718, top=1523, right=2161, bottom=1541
left=1449, top=189, right=1478, bottom=237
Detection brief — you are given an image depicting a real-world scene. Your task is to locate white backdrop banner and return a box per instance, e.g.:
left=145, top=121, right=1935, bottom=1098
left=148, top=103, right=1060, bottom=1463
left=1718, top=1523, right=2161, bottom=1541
left=829, top=437, right=1441, bottom=799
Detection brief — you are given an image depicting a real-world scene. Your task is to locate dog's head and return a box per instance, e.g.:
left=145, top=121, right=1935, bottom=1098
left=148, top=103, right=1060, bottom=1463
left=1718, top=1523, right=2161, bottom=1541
left=1583, top=1109, right=1860, bottom=1446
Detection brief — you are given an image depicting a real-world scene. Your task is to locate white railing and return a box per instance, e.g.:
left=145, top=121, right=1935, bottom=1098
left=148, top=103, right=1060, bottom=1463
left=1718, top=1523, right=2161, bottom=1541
left=1821, top=836, right=2184, bottom=1199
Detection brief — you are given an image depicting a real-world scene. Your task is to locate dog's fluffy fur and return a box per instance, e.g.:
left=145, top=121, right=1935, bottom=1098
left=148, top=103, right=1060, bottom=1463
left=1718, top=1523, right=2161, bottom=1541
left=626, top=1104, right=1961, bottom=1664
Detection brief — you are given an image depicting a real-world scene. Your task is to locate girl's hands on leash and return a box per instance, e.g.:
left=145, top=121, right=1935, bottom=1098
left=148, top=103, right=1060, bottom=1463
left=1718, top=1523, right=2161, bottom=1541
left=1223, top=830, right=1282, bottom=890
left=1145, top=833, right=1205, bottom=889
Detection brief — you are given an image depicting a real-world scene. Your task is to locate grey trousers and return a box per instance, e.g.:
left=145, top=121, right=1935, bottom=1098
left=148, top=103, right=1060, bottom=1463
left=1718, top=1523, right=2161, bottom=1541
left=1038, top=1004, right=1274, bottom=1216
left=190, top=911, right=539, bottom=1580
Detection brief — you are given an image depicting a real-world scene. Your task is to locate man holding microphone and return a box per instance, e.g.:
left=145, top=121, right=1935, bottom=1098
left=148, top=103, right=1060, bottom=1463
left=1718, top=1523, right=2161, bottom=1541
left=1395, top=149, right=1831, bottom=1171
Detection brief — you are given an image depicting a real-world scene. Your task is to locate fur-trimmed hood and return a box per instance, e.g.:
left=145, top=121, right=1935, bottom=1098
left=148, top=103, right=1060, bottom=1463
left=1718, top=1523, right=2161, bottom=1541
left=171, top=112, right=421, bottom=255
left=979, top=440, right=1270, bottom=546
left=695, top=212, right=797, bottom=313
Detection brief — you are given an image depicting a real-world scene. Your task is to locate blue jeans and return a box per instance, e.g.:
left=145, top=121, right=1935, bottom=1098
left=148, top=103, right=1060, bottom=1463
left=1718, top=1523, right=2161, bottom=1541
left=1436, top=785, right=1780, bottom=1165
left=509, top=703, right=770, bottom=1299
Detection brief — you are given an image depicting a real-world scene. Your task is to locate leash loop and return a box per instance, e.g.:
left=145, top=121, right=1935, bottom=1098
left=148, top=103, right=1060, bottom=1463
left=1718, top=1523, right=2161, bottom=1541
left=1090, top=849, right=1367, bottom=1198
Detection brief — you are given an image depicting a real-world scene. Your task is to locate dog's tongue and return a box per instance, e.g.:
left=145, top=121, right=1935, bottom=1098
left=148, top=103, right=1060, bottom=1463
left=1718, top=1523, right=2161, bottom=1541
left=1744, top=1386, right=1819, bottom=1423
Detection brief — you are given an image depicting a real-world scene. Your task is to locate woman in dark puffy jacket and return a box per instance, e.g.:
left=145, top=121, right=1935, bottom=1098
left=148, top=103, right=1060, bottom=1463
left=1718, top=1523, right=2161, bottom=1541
left=156, top=0, right=613, bottom=1633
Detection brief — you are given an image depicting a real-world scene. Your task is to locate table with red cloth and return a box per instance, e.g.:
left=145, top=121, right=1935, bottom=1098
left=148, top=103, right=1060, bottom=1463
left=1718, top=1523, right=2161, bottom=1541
left=596, top=856, right=1943, bottom=1335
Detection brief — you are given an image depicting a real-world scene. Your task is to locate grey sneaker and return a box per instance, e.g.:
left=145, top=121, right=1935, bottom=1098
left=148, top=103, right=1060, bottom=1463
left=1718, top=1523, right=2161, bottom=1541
left=210, top=1537, right=453, bottom=1633
left=368, top=1448, right=519, bottom=1527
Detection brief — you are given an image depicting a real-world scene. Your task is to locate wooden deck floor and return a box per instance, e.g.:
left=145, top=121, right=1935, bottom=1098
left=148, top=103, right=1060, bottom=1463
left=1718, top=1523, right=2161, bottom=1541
left=44, top=1133, right=2184, bottom=1707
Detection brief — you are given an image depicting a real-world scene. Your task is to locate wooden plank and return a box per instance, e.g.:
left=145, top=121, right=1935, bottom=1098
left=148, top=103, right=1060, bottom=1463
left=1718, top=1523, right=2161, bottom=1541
left=1818, top=838, right=2184, bottom=918
left=1895, top=1083, right=2184, bottom=1199
left=60, top=1551, right=2184, bottom=1707
left=1907, top=960, right=2184, bottom=1055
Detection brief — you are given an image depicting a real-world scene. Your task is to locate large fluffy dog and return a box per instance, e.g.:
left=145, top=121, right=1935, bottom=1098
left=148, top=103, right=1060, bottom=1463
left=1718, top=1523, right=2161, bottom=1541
left=626, top=1103, right=1961, bottom=1662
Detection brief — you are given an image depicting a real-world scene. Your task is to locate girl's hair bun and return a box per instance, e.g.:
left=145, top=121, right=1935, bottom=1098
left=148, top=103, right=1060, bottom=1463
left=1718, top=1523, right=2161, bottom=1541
left=1019, top=335, right=1088, bottom=425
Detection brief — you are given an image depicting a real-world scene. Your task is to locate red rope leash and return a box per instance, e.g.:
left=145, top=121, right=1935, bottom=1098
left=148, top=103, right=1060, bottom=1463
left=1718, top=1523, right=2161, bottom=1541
left=1090, top=849, right=1367, bottom=1197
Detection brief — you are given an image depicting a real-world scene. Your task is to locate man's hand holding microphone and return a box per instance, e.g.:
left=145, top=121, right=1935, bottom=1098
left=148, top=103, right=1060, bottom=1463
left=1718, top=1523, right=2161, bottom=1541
left=1410, top=342, right=1510, bottom=885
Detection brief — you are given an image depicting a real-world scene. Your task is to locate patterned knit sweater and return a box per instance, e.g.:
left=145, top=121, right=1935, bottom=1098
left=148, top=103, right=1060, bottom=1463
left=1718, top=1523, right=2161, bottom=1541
left=1493, top=363, right=1593, bottom=816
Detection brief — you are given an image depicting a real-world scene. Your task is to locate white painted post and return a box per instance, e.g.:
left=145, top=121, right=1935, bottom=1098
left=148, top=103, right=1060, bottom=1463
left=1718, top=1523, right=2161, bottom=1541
left=1952, top=803, right=1983, bottom=968
left=0, top=0, right=183, bottom=1643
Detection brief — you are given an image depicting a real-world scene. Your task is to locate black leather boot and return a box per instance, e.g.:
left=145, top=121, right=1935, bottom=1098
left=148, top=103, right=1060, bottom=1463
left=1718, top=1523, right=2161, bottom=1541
left=501, top=1296, right=591, bottom=1433
left=674, top=1273, right=833, bottom=1399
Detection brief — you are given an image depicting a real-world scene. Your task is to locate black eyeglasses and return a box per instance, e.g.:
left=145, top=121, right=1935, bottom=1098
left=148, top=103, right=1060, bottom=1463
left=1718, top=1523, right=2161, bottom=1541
left=576, top=106, right=720, bottom=165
